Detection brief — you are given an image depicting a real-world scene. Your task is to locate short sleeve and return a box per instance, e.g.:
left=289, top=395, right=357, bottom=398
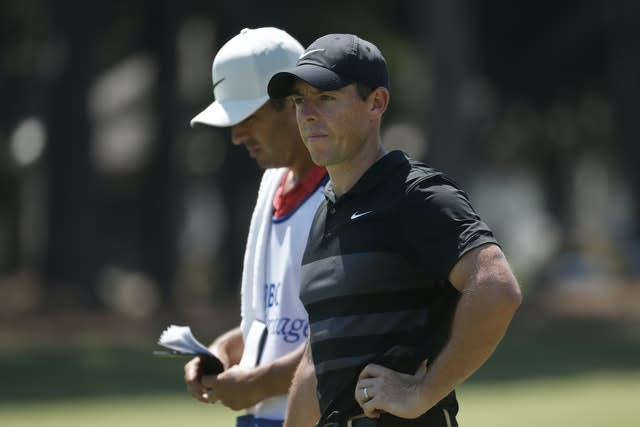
left=397, top=179, right=497, bottom=283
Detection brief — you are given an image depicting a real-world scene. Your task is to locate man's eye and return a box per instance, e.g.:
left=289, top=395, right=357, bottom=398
left=320, top=95, right=334, bottom=101
left=292, top=97, right=304, bottom=105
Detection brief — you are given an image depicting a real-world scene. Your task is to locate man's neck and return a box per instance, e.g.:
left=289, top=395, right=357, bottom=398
left=328, top=143, right=387, bottom=198
left=284, top=156, right=317, bottom=194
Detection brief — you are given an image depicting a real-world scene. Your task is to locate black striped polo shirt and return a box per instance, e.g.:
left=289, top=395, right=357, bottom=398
left=299, top=150, right=498, bottom=420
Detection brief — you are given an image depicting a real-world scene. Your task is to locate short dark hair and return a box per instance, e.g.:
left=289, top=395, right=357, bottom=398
left=355, top=82, right=374, bottom=100
left=270, top=97, right=287, bottom=112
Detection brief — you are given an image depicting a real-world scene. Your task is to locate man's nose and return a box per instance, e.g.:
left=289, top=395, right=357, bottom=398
left=231, top=125, right=249, bottom=145
left=297, top=102, right=318, bottom=122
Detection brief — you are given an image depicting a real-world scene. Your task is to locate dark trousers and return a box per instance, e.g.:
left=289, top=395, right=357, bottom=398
left=320, top=407, right=457, bottom=427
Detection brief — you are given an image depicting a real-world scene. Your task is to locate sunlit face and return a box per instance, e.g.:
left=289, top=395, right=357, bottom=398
left=230, top=100, right=300, bottom=169
left=291, top=81, right=371, bottom=167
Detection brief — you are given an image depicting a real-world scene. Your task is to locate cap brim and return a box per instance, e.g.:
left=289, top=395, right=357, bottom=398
left=190, top=96, right=269, bottom=128
left=268, top=64, right=353, bottom=98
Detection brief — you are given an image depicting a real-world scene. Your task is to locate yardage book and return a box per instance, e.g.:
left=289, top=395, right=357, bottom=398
left=154, top=325, right=224, bottom=375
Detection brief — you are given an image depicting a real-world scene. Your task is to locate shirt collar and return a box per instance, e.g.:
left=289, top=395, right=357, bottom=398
left=323, top=150, right=408, bottom=204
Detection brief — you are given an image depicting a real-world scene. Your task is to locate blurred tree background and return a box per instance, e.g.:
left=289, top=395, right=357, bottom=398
left=1, top=0, right=639, bottom=329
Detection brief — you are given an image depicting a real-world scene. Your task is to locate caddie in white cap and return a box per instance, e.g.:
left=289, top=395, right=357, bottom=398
left=184, top=27, right=328, bottom=427
left=191, top=27, right=303, bottom=128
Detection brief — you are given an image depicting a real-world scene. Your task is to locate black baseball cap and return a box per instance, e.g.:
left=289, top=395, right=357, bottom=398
left=267, top=33, right=389, bottom=98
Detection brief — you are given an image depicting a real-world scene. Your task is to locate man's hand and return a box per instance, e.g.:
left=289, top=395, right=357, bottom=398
left=201, top=365, right=266, bottom=410
left=184, top=356, right=213, bottom=403
left=355, top=361, right=430, bottom=419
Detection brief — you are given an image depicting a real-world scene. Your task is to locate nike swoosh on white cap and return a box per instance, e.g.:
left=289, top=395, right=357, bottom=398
left=212, top=77, right=225, bottom=90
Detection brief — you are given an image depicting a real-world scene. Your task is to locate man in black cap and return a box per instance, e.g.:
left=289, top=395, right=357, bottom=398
left=268, top=34, right=522, bottom=427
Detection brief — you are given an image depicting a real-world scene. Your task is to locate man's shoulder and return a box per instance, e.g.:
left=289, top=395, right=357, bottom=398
left=386, top=154, right=460, bottom=197
left=387, top=156, right=476, bottom=217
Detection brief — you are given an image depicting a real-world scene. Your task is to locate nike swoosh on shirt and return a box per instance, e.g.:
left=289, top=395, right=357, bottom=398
left=350, top=211, right=373, bottom=220
left=299, top=48, right=325, bottom=59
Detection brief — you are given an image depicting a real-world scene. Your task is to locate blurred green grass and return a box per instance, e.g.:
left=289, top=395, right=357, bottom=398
left=1, top=373, right=638, bottom=427
left=1, top=319, right=638, bottom=426
left=0, top=394, right=238, bottom=427
left=458, top=372, right=640, bottom=426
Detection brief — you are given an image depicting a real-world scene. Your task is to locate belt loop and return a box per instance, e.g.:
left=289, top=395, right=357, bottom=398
left=318, top=410, right=338, bottom=427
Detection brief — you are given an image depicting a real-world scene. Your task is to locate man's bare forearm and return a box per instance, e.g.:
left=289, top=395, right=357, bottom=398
left=284, top=341, right=320, bottom=427
left=255, top=340, right=307, bottom=397
left=419, top=245, right=522, bottom=410
left=209, top=326, right=244, bottom=367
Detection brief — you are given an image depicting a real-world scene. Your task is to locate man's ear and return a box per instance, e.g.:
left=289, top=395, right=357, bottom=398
left=369, top=87, right=390, bottom=117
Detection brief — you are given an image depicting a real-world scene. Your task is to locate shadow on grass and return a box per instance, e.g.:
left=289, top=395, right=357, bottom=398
left=1, top=319, right=638, bottom=403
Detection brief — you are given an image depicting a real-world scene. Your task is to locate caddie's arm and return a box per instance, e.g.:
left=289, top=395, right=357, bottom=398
left=200, top=334, right=307, bottom=410
left=209, top=326, right=245, bottom=367
left=184, top=326, right=244, bottom=403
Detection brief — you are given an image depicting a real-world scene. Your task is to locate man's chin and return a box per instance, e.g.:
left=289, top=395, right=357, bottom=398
left=254, top=157, right=274, bottom=170
left=254, top=154, right=289, bottom=170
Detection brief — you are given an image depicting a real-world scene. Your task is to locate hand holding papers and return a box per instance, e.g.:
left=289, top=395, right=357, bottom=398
left=155, top=325, right=224, bottom=375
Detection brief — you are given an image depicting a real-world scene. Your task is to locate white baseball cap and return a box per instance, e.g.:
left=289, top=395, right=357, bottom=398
left=190, top=27, right=304, bottom=128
